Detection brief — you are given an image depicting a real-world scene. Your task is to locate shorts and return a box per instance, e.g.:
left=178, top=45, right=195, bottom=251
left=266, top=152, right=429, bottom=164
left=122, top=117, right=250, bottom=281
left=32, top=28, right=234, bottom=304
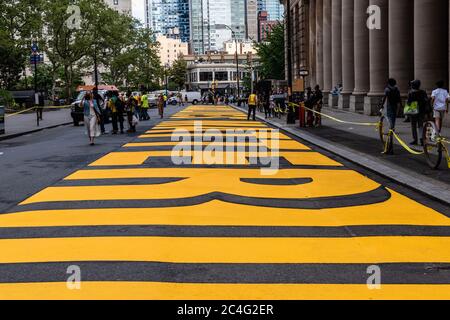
left=434, top=110, right=446, bottom=119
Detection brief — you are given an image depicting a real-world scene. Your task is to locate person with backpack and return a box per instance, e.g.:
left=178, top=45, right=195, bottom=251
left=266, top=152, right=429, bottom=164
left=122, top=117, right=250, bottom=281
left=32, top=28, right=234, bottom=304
left=431, top=80, right=450, bottom=134
left=381, top=78, right=402, bottom=131
left=109, top=92, right=124, bottom=134
left=406, top=80, right=430, bottom=145
left=125, top=91, right=137, bottom=133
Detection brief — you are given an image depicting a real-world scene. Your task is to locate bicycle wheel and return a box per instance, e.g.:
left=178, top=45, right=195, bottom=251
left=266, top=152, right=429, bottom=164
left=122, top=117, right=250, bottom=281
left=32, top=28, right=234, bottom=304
left=379, top=115, right=391, bottom=151
left=422, top=121, right=443, bottom=169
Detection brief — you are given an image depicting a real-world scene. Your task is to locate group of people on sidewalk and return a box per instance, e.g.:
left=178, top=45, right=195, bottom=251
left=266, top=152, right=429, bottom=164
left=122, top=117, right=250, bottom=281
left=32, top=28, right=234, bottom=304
left=80, top=90, right=167, bottom=146
left=245, top=78, right=449, bottom=151
left=381, top=79, right=449, bottom=148
left=246, top=90, right=291, bottom=121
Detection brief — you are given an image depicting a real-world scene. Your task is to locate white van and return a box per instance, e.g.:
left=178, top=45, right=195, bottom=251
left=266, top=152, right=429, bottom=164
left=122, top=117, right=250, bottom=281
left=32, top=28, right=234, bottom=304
left=179, top=91, right=202, bottom=105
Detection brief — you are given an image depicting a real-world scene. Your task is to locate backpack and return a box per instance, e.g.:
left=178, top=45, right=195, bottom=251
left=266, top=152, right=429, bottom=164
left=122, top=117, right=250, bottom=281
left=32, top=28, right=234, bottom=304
left=115, top=97, right=124, bottom=112
left=386, top=87, right=401, bottom=106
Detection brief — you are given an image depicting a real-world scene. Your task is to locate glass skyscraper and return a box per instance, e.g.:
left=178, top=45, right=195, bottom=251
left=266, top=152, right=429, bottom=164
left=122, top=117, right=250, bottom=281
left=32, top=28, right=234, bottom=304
left=189, top=0, right=257, bottom=54
left=145, top=0, right=190, bottom=43
left=257, top=0, right=283, bottom=21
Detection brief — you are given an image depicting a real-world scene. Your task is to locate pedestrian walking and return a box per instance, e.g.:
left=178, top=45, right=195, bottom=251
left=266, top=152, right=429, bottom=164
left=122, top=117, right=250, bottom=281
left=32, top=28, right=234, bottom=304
left=141, top=92, right=150, bottom=121
left=304, top=87, right=314, bottom=127
left=263, top=94, right=271, bottom=119
left=93, top=88, right=106, bottom=134
left=406, top=80, right=430, bottom=145
left=431, top=80, right=450, bottom=134
left=381, top=78, right=402, bottom=131
left=125, top=91, right=137, bottom=133
left=177, top=92, right=184, bottom=107
left=380, top=78, right=402, bottom=155
left=158, top=94, right=165, bottom=119
left=80, top=92, right=101, bottom=145
left=312, top=85, right=323, bottom=127
left=247, top=91, right=258, bottom=121
left=37, top=91, right=44, bottom=121
left=109, top=92, right=124, bottom=134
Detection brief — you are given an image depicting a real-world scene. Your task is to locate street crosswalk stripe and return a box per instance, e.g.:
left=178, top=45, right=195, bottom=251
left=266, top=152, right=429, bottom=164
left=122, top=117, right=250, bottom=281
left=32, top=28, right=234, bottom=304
left=0, top=236, right=450, bottom=264
left=281, top=152, right=343, bottom=166
left=5, top=191, right=449, bottom=228
left=1, top=282, right=450, bottom=300
left=140, top=132, right=294, bottom=140
left=89, top=151, right=342, bottom=167
left=123, top=141, right=265, bottom=147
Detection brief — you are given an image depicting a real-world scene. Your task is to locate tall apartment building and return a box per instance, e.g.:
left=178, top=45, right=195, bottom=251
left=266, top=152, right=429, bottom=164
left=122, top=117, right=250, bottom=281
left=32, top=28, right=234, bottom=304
left=190, top=0, right=258, bottom=54
left=257, top=0, right=284, bottom=21
left=104, top=0, right=132, bottom=14
left=258, top=10, right=279, bottom=42
left=145, top=0, right=190, bottom=42
left=157, top=35, right=189, bottom=66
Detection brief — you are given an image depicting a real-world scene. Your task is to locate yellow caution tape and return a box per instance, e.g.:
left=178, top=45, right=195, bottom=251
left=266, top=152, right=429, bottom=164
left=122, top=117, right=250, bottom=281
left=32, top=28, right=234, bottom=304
left=391, top=131, right=424, bottom=155
left=289, top=102, right=379, bottom=127
left=5, top=107, right=36, bottom=118
left=5, top=105, right=71, bottom=118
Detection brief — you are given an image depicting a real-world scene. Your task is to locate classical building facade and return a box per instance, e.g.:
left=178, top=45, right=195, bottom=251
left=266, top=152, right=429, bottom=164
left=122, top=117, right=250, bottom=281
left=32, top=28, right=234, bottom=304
left=282, top=0, right=450, bottom=126
left=184, top=53, right=259, bottom=94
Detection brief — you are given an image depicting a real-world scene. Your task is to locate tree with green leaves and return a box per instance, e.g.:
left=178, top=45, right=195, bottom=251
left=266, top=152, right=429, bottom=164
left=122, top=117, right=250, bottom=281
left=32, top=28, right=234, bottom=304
left=254, top=23, right=285, bottom=80
left=0, top=0, right=43, bottom=89
left=126, top=28, right=162, bottom=91
left=169, top=57, right=187, bottom=91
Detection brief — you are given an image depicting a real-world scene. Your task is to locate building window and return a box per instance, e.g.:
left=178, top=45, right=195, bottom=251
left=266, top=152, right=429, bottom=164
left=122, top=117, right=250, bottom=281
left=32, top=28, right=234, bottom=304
left=200, top=72, right=213, bottom=82
left=214, top=71, right=228, bottom=81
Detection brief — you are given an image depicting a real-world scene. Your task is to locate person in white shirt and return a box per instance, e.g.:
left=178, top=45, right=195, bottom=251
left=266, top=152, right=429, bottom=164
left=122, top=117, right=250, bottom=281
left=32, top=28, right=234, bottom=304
left=431, top=80, right=450, bottom=133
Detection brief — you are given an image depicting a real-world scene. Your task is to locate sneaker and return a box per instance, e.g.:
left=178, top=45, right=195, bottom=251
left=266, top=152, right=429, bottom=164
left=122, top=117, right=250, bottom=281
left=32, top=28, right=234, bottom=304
left=409, top=141, right=418, bottom=146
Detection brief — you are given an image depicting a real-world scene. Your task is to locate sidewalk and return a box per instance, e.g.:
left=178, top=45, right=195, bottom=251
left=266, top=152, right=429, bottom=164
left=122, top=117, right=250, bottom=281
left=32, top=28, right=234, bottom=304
left=0, top=108, right=72, bottom=141
left=233, top=104, right=450, bottom=205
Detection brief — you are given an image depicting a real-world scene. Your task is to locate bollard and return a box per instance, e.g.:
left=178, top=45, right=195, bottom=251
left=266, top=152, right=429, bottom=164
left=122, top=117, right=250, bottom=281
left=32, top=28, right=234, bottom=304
left=299, top=102, right=306, bottom=128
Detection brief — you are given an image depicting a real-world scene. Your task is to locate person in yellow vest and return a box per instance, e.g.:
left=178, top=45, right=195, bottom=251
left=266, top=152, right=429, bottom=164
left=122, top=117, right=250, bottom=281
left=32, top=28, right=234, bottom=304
left=248, top=92, right=258, bottom=121
left=140, top=92, right=150, bottom=121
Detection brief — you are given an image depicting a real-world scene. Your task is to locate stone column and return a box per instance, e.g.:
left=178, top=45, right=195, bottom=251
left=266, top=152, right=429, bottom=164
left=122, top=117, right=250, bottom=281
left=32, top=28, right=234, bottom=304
left=350, top=0, right=370, bottom=112
left=322, top=0, right=332, bottom=106
left=389, top=0, right=414, bottom=96
left=339, top=0, right=354, bottom=109
left=309, top=0, right=317, bottom=88
left=364, top=0, right=389, bottom=116
left=330, top=0, right=342, bottom=108
left=315, top=0, right=324, bottom=89
left=415, top=0, right=448, bottom=92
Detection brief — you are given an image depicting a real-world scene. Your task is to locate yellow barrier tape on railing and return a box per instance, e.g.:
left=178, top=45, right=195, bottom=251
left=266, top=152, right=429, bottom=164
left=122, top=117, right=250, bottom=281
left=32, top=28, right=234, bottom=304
left=391, top=131, right=424, bottom=155
left=5, top=105, right=71, bottom=118
left=289, top=102, right=380, bottom=127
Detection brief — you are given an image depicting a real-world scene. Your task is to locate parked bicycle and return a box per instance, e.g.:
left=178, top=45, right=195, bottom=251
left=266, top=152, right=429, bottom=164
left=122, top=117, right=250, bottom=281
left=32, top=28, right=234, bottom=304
left=378, top=102, right=394, bottom=154
left=422, top=121, right=450, bottom=169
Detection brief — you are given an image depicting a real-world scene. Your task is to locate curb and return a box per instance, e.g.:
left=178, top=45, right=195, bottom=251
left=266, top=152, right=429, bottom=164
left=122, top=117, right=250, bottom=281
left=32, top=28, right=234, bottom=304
left=231, top=104, right=450, bottom=206
left=0, top=122, right=72, bottom=142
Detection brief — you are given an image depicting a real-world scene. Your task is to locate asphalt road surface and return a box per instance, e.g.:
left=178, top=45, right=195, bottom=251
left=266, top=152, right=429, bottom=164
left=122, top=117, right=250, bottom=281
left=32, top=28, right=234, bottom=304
left=0, top=104, right=449, bottom=299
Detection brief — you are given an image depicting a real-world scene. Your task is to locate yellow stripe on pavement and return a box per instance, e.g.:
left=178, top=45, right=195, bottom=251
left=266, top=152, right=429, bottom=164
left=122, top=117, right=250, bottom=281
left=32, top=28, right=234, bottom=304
left=0, top=236, right=450, bottom=264
left=1, top=282, right=450, bottom=300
